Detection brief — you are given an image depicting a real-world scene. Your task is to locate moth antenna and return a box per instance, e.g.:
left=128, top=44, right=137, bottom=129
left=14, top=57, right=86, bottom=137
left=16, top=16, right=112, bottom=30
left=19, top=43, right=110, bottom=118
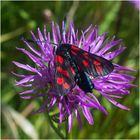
left=19, top=35, right=26, bottom=41
left=19, top=35, right=23, bottom=40
left=19, top=36, right=58, bottom=47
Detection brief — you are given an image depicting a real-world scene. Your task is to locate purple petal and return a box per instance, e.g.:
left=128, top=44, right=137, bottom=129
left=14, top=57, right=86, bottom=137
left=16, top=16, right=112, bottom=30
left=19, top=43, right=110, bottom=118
left=17, top=48, right=43, bottom=67
left=48, top=97, right=57, bottom=110
left=15, top=75, right=34, bottom=85
left=91, top=33, right=107, bottom=54
left=70, top=21, right=75, bottom=38
left=76, top=95, right=98, bottom=108
left=97, top=38, right=122, bottom=55
left=78, top=31, right=85, bottom=48
left=85, top=25, right=98, bottom=44
left=23, top=38, right=41, bottom=57
left=100, top=92, right=123, bottom=99
left=52, top=22, right=58, bottom=44
left=19, top=89, right=34, bottom=95
left=82, top=106, right=94, bottom=125
left=84, top=24, right=93, bottom=34
left=12, top=72, right=26, bottom=78
left=30, top=30, right=44, bottom=51
left=103, top=47, right=126, bottom=60
left=114, top=64, right=136, bottom=72
left=13, top=61, right=42, bottom=76
left=100, top=92, right=130, bottom=110
left=70, top=21, right=76, bottom=44
left=59, top=102, right=63, bottom=123
left=62, top=21, right=66, bottom=43
left=75, top=109, right=82, bottom=129
left=18, top=83, right=32, bottom=87
left=38, top=28, right=45, bottom=42
left=38, top=27, right=46, bottom=50
left=20, top=96, right=33, bottom=100
left=87, top=93, right=108, bottom=115
left=68, top=113, right=73, bottom=132
left=63, top=98, right=70, bottom=114
left=56, top=23, right=61, bottom=41
left=108, top=97, right=130, bottom=110
left=75, top=29, right=79, bottom=43
left=109, top=73, right=135, bottom=82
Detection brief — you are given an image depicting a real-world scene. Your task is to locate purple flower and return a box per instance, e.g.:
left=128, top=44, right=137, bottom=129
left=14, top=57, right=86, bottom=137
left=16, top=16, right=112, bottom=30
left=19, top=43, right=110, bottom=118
left=13, top=21, right=136, bottom=132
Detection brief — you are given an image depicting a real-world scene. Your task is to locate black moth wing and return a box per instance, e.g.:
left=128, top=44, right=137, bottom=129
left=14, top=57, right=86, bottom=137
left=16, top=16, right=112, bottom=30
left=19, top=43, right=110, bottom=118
left=70, top=45, right=114, bottom=78
left=54, top=54, right=76, bottom=96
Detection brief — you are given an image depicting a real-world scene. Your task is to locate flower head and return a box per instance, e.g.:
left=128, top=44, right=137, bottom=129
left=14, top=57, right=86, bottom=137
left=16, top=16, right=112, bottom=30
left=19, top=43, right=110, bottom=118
left=13, top=21, right=136, bottom=132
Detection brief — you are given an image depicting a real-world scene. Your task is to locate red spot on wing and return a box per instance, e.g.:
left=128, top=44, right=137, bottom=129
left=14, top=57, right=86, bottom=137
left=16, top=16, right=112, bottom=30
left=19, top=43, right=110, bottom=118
left=71, top=45, right=80, bottom=51
left=56, top=66, right=63, bottom=72
left=62, top=70, right=69, bottom=77
left=94, top=60, right=101, bottom=65
left=83, top=52, right=88, bottom=59
left=71, top=50, right=77, bottom=55
left=70, top=67, right=75, bottom=74
left=56, top=67, right=69, bottom=77
left=83, top=60, right=89, bottom=67
left=63, top=82, right=70, bottom=89
left=55, top=55, right=64, bottom=64
left=95, top=65, right=103, bottom=75
left=57, top=77, right=64, bottom=85
left=94, top=60, right=103, bottom=74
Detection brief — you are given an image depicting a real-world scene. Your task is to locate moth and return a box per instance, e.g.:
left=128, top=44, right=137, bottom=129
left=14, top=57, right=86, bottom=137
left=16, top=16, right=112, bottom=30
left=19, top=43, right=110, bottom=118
left=54, top=44, right=114, bottom=96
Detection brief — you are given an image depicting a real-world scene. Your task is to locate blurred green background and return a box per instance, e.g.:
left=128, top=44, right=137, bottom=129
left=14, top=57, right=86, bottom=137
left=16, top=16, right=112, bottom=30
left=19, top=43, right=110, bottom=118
left=1, top=1, right=139, bottom=139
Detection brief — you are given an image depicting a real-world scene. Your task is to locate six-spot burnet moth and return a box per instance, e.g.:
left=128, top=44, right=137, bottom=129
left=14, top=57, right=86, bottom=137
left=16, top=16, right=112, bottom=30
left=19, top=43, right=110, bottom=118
left=54, top=43, right=114, bottom=96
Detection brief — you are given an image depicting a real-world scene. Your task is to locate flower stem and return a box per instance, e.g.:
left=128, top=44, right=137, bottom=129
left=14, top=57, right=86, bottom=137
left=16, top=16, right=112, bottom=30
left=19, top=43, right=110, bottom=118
left=46, top=113, right=65, bottom=139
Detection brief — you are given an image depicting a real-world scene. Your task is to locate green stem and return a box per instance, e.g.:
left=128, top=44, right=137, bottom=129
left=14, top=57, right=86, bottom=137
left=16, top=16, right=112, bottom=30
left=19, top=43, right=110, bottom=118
left=46, top=113, right=65, bottom=139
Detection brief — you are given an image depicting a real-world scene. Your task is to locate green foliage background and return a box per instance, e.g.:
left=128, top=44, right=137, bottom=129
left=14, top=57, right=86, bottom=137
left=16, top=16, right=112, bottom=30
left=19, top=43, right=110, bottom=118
left=1, top=1, right=139, bottom=139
